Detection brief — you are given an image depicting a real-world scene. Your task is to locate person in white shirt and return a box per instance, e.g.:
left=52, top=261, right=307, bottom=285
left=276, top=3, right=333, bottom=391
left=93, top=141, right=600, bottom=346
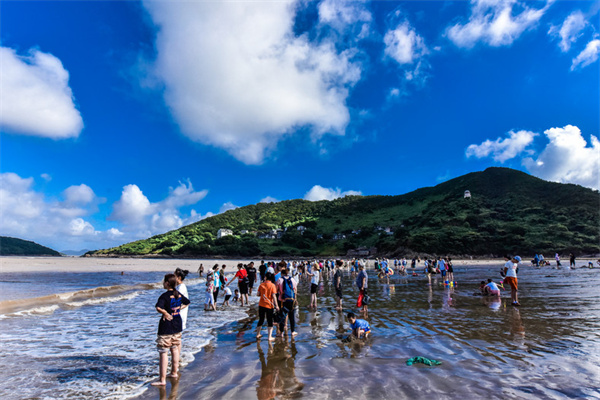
left=484, top=278, right=500, bottom=296
left=307, top=265, right=320, bottom=309
left=503, top=255, right=520, bottom=306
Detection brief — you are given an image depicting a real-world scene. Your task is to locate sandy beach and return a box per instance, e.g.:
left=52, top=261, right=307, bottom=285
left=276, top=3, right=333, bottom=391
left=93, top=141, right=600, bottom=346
left=0, top=256, right=505, bottom=274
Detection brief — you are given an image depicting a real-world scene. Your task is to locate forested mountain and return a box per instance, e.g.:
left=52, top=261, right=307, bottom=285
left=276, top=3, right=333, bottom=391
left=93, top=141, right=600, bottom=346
left=90, top=168, right=600, bottom=258
left=0, top=236, right=61, bottom=256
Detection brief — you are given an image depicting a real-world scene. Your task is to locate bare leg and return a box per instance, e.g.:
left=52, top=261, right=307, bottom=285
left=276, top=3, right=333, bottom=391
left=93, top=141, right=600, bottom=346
left=151, top=352, right=168, bottom=386
left=168, top=346, right=180, bottom=377
left=267, top=326, right=275, bottom=341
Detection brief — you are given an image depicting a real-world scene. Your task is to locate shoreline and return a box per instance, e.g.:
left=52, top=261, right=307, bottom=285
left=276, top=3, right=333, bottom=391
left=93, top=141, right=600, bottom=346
left=1, top=256, right=596, bottom=274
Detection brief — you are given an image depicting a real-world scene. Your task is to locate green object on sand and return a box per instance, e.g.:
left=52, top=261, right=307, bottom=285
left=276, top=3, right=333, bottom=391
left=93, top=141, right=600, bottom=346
left=406, top=356, right=442, bottom=366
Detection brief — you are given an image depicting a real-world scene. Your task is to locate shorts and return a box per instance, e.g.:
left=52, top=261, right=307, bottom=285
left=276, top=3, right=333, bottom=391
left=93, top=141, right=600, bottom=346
left=505, top=277, right=518, bottom=291
left=335, top=288, right=343, bottom=299
left=248, top=277, right=255, bottom=289
left=310, top=283, right=318, bottom=294
left=156, top=332, right=182, bottom=352
left=224, top=295, right=231, bottom=302
left=239, top=281, right=249, bottom=295
left=489, top=289, right=501, bottom=296
left=441, top=270, right=447, bottom=277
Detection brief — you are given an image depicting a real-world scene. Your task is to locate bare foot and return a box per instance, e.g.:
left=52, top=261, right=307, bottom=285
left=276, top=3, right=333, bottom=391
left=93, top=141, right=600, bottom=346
left=291, top=331, right=298, bottom=336
left=151, top=381, right=166, bottom=386
left=256, top=333, right=262, bottom=339
left=268, top=336, right=275, bottom=342
left=167, top=372, right=179, bottom=378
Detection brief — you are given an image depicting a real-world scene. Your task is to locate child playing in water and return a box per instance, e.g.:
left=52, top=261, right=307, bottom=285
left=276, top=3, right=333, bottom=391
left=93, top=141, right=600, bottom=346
left=484, top=278, right=501, bottom=296
left=223, top=285, right=232, bottom=306
left=151, top=274, right=190, bottom=386
left=233, top=289, right=240, bottom=304
left=347, top=312, right=370, bottom=339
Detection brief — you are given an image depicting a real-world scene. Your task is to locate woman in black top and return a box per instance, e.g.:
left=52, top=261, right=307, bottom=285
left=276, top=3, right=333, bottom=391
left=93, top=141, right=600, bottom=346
left=151, top=274, right=190, bottom=386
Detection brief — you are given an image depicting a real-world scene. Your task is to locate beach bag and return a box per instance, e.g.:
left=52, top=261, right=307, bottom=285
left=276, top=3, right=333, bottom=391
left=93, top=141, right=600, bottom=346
left=282, top=277, right=295, bottom=301
left=272, top=310, right=282, bottom=324
left=363, top=293, right=371, bottom=305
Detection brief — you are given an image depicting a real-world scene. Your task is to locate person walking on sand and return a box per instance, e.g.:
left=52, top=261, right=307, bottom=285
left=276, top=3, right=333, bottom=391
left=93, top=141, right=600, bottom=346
left=356, top=264, right=368, bottom=315
left=227, top=263, right=250, bottom=306
left=503, top=256, right=520, bottom=306
left=276, top=268, right=297, bottom=337
left=151, top=274, right=190, bottom=386
left=256, top=272, right=280, bottom=341
left=307, top=264, right=320, bottom=309
left=334, top=260, right=344, bottom=311
left=247, top=261, right=257, bottom=296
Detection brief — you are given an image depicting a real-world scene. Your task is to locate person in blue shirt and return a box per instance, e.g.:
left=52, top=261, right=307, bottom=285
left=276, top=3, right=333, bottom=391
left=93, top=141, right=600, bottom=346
left=347, top=312, right=370, bottom=339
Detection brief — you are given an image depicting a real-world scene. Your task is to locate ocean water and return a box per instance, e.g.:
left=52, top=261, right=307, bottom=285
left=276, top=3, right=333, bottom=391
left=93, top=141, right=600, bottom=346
left=134, top=263, right=600, bottom=400
left=3, top=262, right=600, bottom=400
left=0, top=269, right=253, bottom=399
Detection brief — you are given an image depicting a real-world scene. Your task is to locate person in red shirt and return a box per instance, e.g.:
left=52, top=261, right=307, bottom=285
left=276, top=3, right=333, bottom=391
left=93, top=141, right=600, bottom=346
left=255, top=273, right=279, bottom=341
left=226, top=263, right=250, bottom=306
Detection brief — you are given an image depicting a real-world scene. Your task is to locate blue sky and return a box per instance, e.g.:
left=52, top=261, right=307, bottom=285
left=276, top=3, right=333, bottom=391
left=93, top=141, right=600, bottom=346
left=1, top=0, right=599, bottom=251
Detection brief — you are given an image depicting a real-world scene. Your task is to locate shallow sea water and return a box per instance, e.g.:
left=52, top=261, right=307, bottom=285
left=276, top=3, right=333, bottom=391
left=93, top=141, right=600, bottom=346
left=1, top=263, right=600, bottom=399
left=135, top=264, right=600, bottom=400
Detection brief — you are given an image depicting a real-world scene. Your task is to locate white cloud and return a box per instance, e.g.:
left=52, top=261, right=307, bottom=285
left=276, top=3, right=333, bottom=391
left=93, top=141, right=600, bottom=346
left=571, top=39, right=600, bottom=70
left=143, top=1, right=362, bottom=165
left=219, top=202, right=239, bottom=214
left=109, top=181, right=209, bottom=236
left=40, top=173, right=52, bottom=182
left=0, top=173, right=101, bottom=249
left=318, top=0, right=372, bottom=39
left=260, top=196, right=279, bottom=203
left=523, top=125, right=600, bottom=190
left=304, top=185, right=362, bottom=201
left=447, top=0, right=550, bottom=49
left=466, top=130, right=537, bottom=162
left=384, top=21, right=429, bottom=65
left=549, top=11, right=588, bottom=52
left=0, top=46, right=83, bottom=139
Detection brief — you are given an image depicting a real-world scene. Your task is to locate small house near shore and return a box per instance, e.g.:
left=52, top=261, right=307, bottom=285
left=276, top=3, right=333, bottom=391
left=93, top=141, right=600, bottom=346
left=217, top=228, right=233, bottom=239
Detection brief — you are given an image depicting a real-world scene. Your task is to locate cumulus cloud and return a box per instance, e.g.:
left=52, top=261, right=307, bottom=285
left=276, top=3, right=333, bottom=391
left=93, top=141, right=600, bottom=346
left=447, top=0, right=550, bottom=49
left=548, top=11, right=588, bottom=52
left=466, top=130, right=537, bottom=162
left=318, top=0, right=372, bottom=39
left=304, top=185, right=362, bottom=201
left=260, top=196, right=279, bottom=203
left=0, top=46, right=83, bottom=138
left=523, top=125, right=599, bottom=190
left=143, top=1, right=362, bottom=165
left=219, top=202, right=239, bottom=214
left=0, top=173, right=101, bottom=249
left=571, top=39, right=600, bottom=70
left=109, top=180, right=208, bottom=236
left=384, top=21, right=429, bottom=65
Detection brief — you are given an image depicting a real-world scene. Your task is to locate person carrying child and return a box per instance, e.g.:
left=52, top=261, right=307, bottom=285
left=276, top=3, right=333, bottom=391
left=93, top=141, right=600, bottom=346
left=151, top=274, right=190, bottom=386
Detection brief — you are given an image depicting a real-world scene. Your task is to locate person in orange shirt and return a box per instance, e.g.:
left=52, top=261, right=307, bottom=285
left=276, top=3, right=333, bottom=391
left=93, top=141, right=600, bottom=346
left=256, top=273, right=280, bottom=341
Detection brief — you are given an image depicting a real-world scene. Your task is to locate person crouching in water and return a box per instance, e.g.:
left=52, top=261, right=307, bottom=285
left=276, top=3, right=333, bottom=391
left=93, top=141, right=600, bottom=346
left=151, top=273, right=190, bottom=386
left=347, top=312, right=370, bottom=339
left=484, top=278, right=501, bottom=296
left=256, top=272, right=280, bottom=341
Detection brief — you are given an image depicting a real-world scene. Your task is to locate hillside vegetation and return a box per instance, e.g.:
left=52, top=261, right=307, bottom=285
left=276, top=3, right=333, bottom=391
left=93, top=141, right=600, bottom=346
left=90, top=168, right=600, bottom=258
left=0, top=236, right=61, bottom=256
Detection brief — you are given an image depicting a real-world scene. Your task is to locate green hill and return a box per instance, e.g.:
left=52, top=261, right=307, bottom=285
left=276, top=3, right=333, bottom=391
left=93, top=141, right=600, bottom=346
left=0, top=237, right=61, bottom=256
left=90, top=168, right=600, bottom=258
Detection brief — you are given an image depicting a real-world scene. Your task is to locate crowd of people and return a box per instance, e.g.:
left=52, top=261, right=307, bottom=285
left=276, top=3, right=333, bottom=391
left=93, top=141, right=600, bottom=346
left=150, top=252, right=593, bottom=385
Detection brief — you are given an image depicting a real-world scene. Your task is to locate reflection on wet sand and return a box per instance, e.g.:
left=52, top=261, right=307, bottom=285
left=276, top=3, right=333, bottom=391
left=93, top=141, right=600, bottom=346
left=256, top=340, right=304, bottom=400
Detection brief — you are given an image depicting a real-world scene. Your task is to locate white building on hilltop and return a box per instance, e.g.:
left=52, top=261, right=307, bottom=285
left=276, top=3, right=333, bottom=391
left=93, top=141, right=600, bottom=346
left=217, top=228, right=233, bottom=239
left=464, top=190, right=471, bottom=199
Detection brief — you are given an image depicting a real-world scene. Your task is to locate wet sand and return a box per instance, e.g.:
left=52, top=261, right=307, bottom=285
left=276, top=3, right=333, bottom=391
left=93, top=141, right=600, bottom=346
left=0, top=256, right=505, bottom=274
left=136, top=263, right=600, bottom=400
